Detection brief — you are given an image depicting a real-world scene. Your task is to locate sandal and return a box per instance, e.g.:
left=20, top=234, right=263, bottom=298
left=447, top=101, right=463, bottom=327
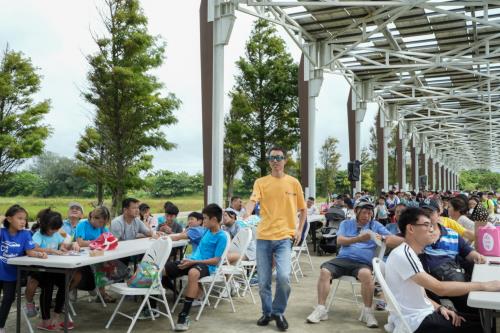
left=101, top=293, right=116, bottom=303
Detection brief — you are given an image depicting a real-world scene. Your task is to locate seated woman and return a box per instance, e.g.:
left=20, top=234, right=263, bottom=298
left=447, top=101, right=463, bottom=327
left=420, top=204, right=485, bottom=314
left=74, top=206, right=116, bottom=303
left=448, top=196, right=475, bottom=231
left=30, top=209, right=80, bottom=331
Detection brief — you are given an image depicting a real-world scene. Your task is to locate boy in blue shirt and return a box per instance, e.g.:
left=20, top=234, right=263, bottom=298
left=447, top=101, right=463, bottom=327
left=165, top=204, right=227, bottom=331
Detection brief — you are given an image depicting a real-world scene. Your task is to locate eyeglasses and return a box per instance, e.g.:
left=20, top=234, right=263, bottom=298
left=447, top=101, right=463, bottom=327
left=413, top=222, right=434, bottom=230
left=267, top=155, right=285, bottom=162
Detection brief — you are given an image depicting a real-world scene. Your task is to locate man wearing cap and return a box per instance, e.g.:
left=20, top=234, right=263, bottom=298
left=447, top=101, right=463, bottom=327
left=61, top=202, right=84, bottom=240
left=306, top=201, right=402, bottom=328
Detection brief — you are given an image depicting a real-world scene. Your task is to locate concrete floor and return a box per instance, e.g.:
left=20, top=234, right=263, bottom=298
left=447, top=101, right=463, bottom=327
left=5, top=252, right=496, bottom=333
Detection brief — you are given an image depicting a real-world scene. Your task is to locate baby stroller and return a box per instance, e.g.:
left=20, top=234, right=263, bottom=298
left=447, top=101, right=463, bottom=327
left=317, top=207, right=345, bottom=256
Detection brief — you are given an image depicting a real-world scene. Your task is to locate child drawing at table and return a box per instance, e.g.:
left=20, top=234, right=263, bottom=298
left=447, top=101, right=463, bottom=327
left=28, top=209, right=80, bottom=331
left=25, top=208, right=82, bottom=318
left=0, top=205, right=46, bottom=333
left=74, top=206, right=116, bottom=303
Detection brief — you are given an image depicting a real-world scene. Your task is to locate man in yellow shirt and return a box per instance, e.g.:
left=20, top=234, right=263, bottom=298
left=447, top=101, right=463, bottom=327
left=244, top=146, right=307, bottom=331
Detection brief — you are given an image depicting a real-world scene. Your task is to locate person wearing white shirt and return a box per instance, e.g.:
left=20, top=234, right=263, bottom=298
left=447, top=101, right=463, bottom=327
left=385, top=207, right=500, bottom=333
left=307, top=197, right=319, bottom=216
left=228, top=196, right=246, bottom=217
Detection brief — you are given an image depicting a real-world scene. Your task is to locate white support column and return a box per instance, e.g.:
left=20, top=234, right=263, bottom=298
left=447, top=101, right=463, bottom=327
left=414, top=146, right=420, bottom=191
left=211, top=0, right=235, bottom=206
left=437, top=161, right=442, bottom=191
left=351, top=83, right=366, bottom=194
left=401, top=137, right=408, bottom=190
left=304, top=45, right=323, bottom=198
left=381, top=111, right=390, bottom=191
left=355, top=105, right=366, bottom=193
left=423, top=151, right=429, bottom=190
left=431, top=159, right=436, bottom=191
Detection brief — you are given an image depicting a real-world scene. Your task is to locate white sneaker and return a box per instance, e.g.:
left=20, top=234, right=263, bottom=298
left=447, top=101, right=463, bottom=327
left=359, top=308, right=378, bottom=328
left=191, top=299, right=203, bottom=307
left=306, top=305, right=328, bottom=323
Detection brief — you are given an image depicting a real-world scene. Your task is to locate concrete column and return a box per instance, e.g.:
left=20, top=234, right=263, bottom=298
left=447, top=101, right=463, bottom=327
left=200, top=0, right=213, bottom=206
left=428, top=158, right=434, bottom=190
left=347, top=89, right=356, bottom=193
left=214, top=4, right=234, bottom=205
left=299, top=56, right=309, bottom=194
left=423, top=152, right=429, bottom=190
left=436, top=161, right=442, bottom=191
left=396, top=126, right=405, bottom=191
left=308, top=68, right=322, bottom=198
left=376, top=111, right=384, bottom=193
left=442, top=166, right=446, bottom=191
left=348, top=87, right=366, bottom=194
left=410, top=140, right=416, bottom=191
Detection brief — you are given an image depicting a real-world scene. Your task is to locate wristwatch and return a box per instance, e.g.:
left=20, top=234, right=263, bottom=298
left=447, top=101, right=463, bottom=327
left=381, top=235, right=387, bottom=242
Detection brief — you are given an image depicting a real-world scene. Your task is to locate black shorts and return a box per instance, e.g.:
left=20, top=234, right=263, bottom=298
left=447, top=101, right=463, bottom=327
left=164, top=261, right=210, bottom=279
left=320, top=258, right=371, bottom=279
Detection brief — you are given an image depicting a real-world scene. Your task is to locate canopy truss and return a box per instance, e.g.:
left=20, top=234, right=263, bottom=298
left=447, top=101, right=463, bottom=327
left=235, top=0, right=500, bottom=172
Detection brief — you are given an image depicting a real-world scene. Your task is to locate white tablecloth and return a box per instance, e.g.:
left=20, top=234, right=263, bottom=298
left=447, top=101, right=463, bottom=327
left=467, top=256, right=500, bottom=310
left=8, top=238, right=188, bottom=269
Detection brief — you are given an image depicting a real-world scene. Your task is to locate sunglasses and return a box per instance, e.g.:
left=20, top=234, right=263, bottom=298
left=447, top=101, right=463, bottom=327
left=267, top=155, right=285, bottom=162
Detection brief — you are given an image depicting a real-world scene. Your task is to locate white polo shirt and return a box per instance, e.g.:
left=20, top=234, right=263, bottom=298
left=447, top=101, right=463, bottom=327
left=385, top=243, right=434, bottom=332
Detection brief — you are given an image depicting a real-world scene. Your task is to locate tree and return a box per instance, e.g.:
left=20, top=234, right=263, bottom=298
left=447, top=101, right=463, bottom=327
left=317, top=136, right=341, bottom=197
left=79, top=0, right=180, bottom=215
left=0, top=47, right=51, bottom=182
left=231, top=19, right=300, bottom=177
left=75, top=126, right=106, bottom=204
left=459, top=169, right=500, bottom=191
left=145, top=170, right=203, bottom=197
left=224, top=92, right=250, bottom=204
left=361, top=147, right=375, bottom=193
left=0, top=171, right=45, bottom=196
left=31, top=152, right=95, bottom=197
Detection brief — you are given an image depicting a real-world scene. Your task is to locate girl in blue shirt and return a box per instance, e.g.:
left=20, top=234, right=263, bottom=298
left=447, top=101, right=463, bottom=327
left=0, top=205, right=46, bottom=333
left=29, top=209, right=80, bottom=331
left=74, top=206, right=116, bottom=303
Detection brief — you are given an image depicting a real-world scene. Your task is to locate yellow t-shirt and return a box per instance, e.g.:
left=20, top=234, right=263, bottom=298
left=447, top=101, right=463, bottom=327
left=440, top=217, right=466, bottom=237
left=250, top=174, right=306, bottom=240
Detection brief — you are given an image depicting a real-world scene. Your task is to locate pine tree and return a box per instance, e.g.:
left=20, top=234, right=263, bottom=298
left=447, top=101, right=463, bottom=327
left=78, top=0, right=180, bottom=214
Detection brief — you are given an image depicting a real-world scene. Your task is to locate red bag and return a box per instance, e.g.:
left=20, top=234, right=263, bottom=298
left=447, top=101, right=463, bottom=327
left=89, top=232, right=118, bottom=251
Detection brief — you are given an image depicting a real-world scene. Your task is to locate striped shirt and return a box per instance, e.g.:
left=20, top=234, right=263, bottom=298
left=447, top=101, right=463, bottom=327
left=423, top=223, right=472, bottom=270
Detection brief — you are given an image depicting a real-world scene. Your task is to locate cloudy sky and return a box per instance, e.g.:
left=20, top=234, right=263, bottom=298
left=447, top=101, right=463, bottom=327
left=1, top=0, right=378, bottom=174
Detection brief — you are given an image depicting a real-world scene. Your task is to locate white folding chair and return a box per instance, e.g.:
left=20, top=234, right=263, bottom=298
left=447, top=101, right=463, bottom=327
left=291, top=221, right=312, bottom=281
left=372, top=257, right=412, bottom=333
left=294, top=220, right=314, bottom=268
left=105, top=238, right=175, bottom=333
left=219, top=228, right=255, bottom=304
left=172, top=231, right=233, bottom=321
left=325, top=235, right=386, bottom=312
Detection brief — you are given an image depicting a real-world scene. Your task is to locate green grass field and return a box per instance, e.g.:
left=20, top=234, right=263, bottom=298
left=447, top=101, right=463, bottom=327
left=0, top=195, right=205, bottom=219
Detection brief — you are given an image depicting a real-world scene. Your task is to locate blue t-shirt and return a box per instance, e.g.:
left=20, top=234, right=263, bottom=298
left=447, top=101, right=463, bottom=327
left=189, top=229, right=227, bottom=274
left=0, top=228, right=35, bottom=281
left=32, top=231, right=64, bottom=250
left=186, top=227, right=207, bottom=252
left=74, top=219, right=108, bottom=241
left=61, top=220, right=80, bottom=240
left=336, top=219, right=391, bottom=265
